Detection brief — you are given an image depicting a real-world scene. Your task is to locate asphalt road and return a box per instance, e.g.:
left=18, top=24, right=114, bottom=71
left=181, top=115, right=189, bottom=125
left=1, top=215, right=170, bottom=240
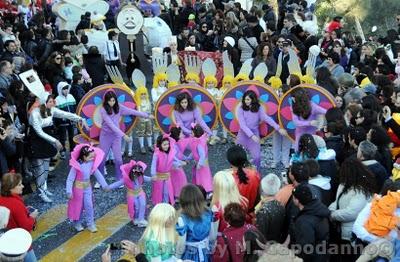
left=26, top=136, right=285, bottom=261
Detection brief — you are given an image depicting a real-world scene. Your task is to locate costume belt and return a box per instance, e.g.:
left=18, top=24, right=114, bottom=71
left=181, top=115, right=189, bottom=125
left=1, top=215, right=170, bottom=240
left=185, top=237, right=209, bottom=262
left=127, top=187, right=143, bottom=196
left=156, top=172, right=170, bottom=180
left=74, top=180, right=90, bottom=189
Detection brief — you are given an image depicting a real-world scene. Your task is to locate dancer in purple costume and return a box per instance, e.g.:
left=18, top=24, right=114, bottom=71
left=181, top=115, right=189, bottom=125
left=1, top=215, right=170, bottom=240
left=151, top=135, right=186, bottom=205
left=66, top=144, right=108, bottom=233
left=108, top=160, right=151, bottom=227
left=173, top=92, right=212, bottom=137
left=236, top=90, right=287, bottom=170
left=291, top=88, right=327, bottom=150
left=169, top=126, right=190, bottom=199
left=98, top=90, right=153, bottom=180
left=189, top=124, right=213, bottom=193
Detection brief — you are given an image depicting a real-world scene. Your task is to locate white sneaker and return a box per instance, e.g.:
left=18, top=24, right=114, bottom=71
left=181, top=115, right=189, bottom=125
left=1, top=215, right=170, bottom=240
left=87, top=225, right=98, bottom=233
left=127, top=152, right=133, bottom=157
left=39, top=193, right=53, bottom=203
left=271, top=162, right=277, bottom=169
left=74, top=223, right=84, bottom=232
left=94, top=182, right=101, bottom=189
left=136, top=220, right=148, bottom=227
left=104, top=167, right=108, bottom=175
left=133, top=220, right=138, bottom=226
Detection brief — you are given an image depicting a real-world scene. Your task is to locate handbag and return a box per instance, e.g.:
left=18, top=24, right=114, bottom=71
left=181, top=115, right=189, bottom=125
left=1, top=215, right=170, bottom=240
left=329, top=190, right=345, bottom=244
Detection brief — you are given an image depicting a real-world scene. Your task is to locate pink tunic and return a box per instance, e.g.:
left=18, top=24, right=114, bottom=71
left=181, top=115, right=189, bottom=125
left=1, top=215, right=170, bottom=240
left=120, top=161, right=149, bottom=220
left=151, top=137, right=176, bottom=205
left=67, top=144, right=105, bottom=221
left=189, top=134, right=213, bottom=192
left=171, top=138, right=189, bottom=197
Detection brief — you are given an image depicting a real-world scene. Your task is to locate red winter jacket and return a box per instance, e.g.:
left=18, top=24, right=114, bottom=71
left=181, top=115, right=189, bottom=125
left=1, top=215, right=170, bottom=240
left=0, top=194, right=35, bottom=232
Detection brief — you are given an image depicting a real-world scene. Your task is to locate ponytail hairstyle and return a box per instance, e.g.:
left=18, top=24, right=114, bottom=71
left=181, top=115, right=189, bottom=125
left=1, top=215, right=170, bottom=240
left=226, top=145, right=250, bottom=184
left=40, top=94, right=54, bottom=118
left=191, top=124, right=204, bottom=138
left=129, top=164, right=145, bottom=180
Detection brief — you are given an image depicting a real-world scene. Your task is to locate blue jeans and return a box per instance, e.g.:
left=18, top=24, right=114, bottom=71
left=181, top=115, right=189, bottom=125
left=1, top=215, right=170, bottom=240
left=24, top=250, right=37, bottom=262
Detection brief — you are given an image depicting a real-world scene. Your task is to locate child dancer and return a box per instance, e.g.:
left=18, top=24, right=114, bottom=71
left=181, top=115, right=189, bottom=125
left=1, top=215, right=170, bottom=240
left=189, top=124, right=213, bottom=195
left=140, top=203, right=178, bottom=261
left=151, top=135, right=186, bottom=205
left=184, top=54, right=201, bottom=84
left=169, top=126, right=189, bottom=199
left=66, top=144, right=108, bottom=232
left=108, top=160, right=151, bottom=227
left=99, top=90, right=153, bottom=180
left=135, top=86, right=153, bottom=155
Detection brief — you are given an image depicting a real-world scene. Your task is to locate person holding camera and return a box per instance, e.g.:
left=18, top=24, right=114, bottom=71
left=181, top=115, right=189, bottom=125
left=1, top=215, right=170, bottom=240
left=101, top=240, right=148, bottom=262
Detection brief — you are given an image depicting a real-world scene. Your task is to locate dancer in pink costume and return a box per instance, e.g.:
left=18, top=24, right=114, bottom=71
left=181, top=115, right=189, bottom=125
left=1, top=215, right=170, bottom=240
left=99, top=90, right=153, bottom=180
left=108, top=160, right=151, bottom=227
left=150, top=135, right=186, bottom=205
left=66, top=144, right=108, bottom=233
left=189, top=124, right=213, bottom=194
left=169, top=126, right=190, bottom=199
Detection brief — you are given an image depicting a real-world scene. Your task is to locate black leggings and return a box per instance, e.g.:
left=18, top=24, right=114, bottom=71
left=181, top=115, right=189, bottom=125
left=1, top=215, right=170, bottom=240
left=58, top=124, right=75, bottom=151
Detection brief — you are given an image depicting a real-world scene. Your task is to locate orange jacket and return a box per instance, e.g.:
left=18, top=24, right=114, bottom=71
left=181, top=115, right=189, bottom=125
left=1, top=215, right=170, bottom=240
left=365, top=192, right=400, bottom=237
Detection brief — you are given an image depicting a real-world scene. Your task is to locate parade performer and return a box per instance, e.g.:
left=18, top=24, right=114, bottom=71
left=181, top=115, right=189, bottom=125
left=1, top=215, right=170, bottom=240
left=22, top=70, right=86, bottom=203
left=189, top=124, right=213, bottom=194
left=108, top=160, right=151, bottom=227
left=151, top=51, right=168, bottom=142
left=184, top=54, right=201, bottom=84
left=291, top=88, right=327, bottom=150
left=150, top=135, right=185, bottom=205
left=236, top=90, right=287, bottom=170
left=98, top=90, right=154, bottom=180
left=221, top=51, right=236, bottom=95
left=169, top=126, right=189, bottom=199
left=173, top=91, right=212, bottom=137
left=135, top=84, right=154, bottom=155
left=66, top=144, right=108, bottom=233
left=140, top=203, right=178, bottom=261
left=202, top=58, right=227, bottom=145
left=166, top=63, right=181, bottom=88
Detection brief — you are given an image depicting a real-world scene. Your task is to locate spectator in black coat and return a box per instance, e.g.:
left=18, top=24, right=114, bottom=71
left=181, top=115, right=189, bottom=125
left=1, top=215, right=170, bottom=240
left=367, top=125, right=393, bottom=174
left=290, top=184, right=330, bottom=262
left=83, top=46, right=106, bottom=87
left=357, top=140, right=389, bottom=192
left=256, top=173, right=286, bottom=243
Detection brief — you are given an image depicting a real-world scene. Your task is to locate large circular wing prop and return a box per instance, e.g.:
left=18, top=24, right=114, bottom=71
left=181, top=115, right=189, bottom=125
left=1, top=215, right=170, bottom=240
left=76, top=84, right=138, bottom=142
left=219, top=81, right=280, bottom=138
left=278, top=84, right=336, bottom=142
left=155, top=84, right=218, bottom=134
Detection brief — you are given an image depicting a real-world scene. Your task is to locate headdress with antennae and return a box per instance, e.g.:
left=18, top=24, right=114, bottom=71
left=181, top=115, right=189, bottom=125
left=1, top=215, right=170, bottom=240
left=235, top=58, right=253, bottom=82
left=202, top=58, right=218, bottom=88
left=222, top=51, right=235, bottom=87
left=184, top=54, right=201, bottom=84
left=253, top=63, right=268, bottom=83
left=152, top=49, right=168, bottom=88
left=166, top=63, right=181, bottom=88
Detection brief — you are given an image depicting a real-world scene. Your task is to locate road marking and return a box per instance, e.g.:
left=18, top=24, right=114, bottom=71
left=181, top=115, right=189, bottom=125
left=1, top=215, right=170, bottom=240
left=118, top=254, right=136, bottom=261
left=32, top=204, right=67, bottom=240
left=40, top=204, right=130, bottom=262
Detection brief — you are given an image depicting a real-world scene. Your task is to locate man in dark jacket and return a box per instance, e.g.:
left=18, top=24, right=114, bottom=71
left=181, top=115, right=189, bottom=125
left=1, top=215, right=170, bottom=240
left=290, top=183, right=330, bottom=262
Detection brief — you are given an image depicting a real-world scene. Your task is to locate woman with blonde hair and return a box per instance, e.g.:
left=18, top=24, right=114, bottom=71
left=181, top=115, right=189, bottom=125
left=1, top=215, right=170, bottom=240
left=139, top=203, right=178, bottom=261
left=211, top=170, right=249, bottom=232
